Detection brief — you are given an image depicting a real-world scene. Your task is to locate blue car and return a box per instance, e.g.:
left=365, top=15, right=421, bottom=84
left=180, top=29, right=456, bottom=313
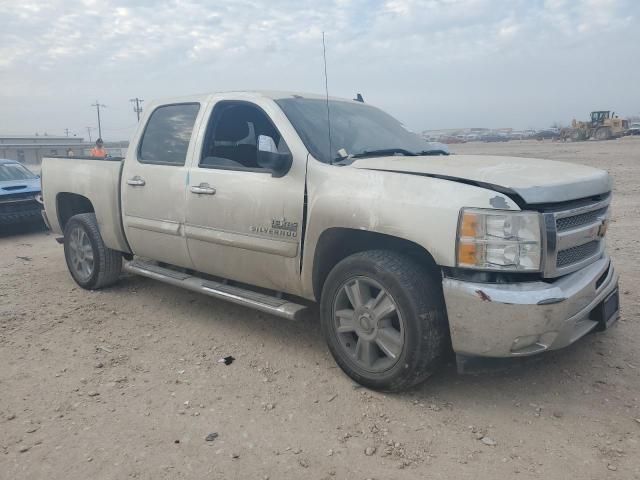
left=0, top=158, right=44, bottom=226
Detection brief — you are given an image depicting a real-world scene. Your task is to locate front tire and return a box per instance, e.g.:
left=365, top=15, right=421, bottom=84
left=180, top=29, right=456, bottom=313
left=320, top=250, right=449, bottom=392
left=594, top=127, right=612, bottom=140
left=63, top=213, right=122, bottom=289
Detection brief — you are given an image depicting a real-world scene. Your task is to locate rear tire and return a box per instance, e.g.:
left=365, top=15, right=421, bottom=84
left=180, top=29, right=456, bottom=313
left=320, top=250, right=449, bottom=392
left=63, top=213, right=122, bottom=289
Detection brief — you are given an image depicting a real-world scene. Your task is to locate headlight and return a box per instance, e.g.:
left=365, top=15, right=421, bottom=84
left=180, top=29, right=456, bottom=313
left=456, top=208, right=542, bottom=271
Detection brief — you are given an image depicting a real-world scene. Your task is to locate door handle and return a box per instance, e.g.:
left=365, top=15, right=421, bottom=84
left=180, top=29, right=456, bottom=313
left=190, top=183, right=216, bottom=195
left=127, top=176, right=146, bottom=186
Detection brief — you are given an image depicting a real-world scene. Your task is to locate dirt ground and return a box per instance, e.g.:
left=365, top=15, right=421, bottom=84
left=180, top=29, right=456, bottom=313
left=1, top=138, right=639, bottom=480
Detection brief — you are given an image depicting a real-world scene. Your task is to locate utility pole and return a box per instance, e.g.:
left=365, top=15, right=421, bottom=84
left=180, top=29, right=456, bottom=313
left=64, top=128, right=70, bottom=137
left=86, top=126, right=93, bottom=143
left=91, top=100, right=106, bottom=139
left=130, top=98, right=144, bottom=121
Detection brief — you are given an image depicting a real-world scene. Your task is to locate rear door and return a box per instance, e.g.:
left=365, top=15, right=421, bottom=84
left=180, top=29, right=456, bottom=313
left=121, top=101, right=202, bottom=267
left=184, top=96, right=307, bottom=294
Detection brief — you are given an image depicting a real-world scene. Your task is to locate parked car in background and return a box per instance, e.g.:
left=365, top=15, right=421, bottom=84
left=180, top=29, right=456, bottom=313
left=508, top=131, right=535, bottom=140
left=439, top=135, right=466, bottom=144
left=534, top=129, right=561, bottom=140
left=626, top=123, right=640, bottom=136
left=0, top=159, right=43, bottom=227
left=481, top=133, right=509, bottom=142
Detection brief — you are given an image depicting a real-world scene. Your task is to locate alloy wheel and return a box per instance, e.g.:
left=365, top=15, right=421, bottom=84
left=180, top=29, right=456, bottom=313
left=332, top=276, right=405, bottom=373
left=68, top=226, right=95, bottom=282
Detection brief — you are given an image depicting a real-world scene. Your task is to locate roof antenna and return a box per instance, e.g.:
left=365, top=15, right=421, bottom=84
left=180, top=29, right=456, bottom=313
left=322, top=31, right=333, bottom=164
left=354, top=93, right=364, bottom=103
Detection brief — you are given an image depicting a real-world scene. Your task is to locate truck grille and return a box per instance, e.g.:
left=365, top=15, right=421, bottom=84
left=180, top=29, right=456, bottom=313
left=556, top=207, right=608, bottom=232
left=556, top=241, right=600, bottom=268
left=543, top=196, right=610, bottom=277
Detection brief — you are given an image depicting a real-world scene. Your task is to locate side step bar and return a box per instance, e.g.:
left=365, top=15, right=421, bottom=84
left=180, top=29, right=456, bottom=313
left=123, top=260, right=308, bottom=321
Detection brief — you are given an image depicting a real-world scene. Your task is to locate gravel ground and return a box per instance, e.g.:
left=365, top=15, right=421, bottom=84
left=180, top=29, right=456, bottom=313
left=1, top=138, right=639, bottom=479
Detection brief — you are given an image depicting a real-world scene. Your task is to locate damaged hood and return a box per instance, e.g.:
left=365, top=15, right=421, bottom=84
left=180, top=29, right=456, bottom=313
left=351, top=154, right=612, bottom=205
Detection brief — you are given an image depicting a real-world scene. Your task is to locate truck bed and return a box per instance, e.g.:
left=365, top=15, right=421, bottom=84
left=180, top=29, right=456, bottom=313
left=41, top=156, right=130, bottom=253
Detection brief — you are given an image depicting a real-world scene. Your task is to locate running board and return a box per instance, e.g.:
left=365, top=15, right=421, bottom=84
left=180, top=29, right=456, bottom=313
left=123, top=260, right=307, bottom=321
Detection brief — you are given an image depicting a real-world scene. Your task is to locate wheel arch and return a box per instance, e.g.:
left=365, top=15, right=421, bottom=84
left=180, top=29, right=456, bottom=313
left=311, top=227, right=441, bottom=301
left=56, top=192, right=95, bottom=230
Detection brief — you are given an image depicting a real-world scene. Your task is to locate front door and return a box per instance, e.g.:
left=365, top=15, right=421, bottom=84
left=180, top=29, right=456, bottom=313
left=184, top=99, right=306, bottom=294
left=121, top=102, right=202, bottom=268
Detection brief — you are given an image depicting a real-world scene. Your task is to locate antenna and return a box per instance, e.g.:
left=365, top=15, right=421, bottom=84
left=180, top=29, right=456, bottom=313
left=322, top=31, right=333, bottom=163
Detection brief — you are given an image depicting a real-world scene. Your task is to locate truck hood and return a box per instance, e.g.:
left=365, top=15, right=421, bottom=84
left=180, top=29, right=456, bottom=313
left=351, top=154, right=611, bottom=205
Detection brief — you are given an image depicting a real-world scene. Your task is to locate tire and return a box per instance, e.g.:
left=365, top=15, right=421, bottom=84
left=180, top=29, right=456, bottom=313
left=571, top=130, right=585, bottom=142
left=594, top=127, right=611, bottom=140
left=320, top=250, right=449, bottom=392
left=63, top=213, right=122, bottom=289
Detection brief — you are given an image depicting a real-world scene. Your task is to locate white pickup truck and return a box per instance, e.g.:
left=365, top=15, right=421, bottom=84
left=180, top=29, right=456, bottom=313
left=41, top=91, right=619, bottom=391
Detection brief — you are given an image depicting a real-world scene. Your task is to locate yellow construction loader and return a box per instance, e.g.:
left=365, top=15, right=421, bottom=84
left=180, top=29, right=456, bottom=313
left=563, top=111, right=629, bottom=141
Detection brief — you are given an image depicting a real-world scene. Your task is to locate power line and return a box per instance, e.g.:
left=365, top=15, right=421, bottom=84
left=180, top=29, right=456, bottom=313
left=130, top=98, right=144, bottom=121
left=91, top=100, right=106, bottom=139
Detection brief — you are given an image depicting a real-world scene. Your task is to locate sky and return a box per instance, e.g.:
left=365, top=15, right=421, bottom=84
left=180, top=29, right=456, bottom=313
left=1, top=0, right=639, bottom=140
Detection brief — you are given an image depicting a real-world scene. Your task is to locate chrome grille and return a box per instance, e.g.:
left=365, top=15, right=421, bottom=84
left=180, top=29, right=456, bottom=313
left=543, top=196, right=610, bottom=277
left=556, top=207, right=608, bottom=232
left=557, top=241, right=600, bottom=267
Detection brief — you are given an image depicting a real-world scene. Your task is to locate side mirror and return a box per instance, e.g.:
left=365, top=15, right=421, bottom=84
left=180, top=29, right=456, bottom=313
left=257, top=135, right=292, bottom=177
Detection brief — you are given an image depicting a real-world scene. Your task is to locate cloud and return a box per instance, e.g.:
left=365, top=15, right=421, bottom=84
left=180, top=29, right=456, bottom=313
left=0, top=0, right=638, bottom=137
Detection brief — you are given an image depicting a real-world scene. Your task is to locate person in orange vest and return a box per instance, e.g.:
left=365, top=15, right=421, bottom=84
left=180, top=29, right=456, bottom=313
left=90, top=138, right=107, bottom=158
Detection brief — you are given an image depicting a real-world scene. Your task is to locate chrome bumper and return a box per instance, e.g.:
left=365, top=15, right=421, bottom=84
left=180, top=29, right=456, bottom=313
left=443, top=256, right=618, bottom=357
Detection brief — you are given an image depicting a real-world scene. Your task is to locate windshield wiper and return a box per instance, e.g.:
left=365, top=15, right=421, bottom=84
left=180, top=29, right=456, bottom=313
left=333, top=147, right=447, bottom=164
left=416, top=149, right=449, bottom=156
left=350, top=148, right=417, bottom=159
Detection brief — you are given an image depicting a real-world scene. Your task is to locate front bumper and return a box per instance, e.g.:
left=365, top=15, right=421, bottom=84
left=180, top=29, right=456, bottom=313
left=443, top=256, right=618, bottom=357
left=0, top=199, right=43, bottom=225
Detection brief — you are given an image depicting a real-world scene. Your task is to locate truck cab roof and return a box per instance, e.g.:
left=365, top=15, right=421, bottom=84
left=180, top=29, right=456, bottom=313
left=146, top=90, right=358, bottom=108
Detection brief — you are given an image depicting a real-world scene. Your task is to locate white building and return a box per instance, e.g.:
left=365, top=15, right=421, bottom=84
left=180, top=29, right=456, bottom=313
left=0, top=135, right=89, bottom=165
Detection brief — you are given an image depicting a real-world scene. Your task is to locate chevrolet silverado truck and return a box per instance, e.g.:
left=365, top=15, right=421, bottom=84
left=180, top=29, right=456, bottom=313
left=41, top=91, right=619, bottom=391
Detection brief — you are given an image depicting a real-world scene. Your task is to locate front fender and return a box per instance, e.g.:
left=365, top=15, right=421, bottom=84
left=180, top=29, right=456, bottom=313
left=300, top=159, right=519, bottom=299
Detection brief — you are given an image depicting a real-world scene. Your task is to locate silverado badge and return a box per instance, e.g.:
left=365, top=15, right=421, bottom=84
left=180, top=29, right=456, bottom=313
left=250, top=218, right=299, bottom=239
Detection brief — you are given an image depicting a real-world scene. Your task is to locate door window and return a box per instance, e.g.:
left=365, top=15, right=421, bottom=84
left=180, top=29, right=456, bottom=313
left=138, top=103, right=200, bottom=166
left=200, top=102, right=289, bottom=171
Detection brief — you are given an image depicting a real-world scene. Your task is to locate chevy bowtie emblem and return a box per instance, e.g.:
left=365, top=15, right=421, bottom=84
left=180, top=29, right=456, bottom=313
left=597, top=218, right=609, bottom=238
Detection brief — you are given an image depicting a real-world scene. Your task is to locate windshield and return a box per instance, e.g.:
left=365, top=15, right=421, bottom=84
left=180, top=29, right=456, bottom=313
left=0, top=162, right=36, bottom=182
left=275, top=97, right=447, bottom=163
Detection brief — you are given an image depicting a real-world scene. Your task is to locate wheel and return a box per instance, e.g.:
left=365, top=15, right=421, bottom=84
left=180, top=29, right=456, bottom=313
left=571, top=130, right=585, bottom=141
left=320, top=250, right=449, bottom=392
left=63, top=213, right=122, bottom=289
left=594, top=127, right=611, bottom=140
